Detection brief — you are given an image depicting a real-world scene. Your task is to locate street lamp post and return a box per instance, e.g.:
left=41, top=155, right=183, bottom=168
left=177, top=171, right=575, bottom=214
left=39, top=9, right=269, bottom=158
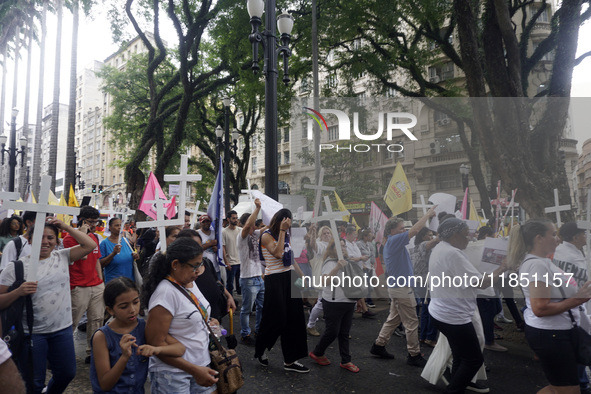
left=0, top=108, right=28, bottom=192
left=215, top=126, right=224, bottom=175
left=248, top=0, right=294, bottom=200
left=223, top=97, right=231, bottom=212
left=459, top=164, right=470, bottom=191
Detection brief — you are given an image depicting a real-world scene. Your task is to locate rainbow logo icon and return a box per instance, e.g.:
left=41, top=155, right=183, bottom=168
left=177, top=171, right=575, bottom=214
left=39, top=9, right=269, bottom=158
left=303, top=107, right=328, bottom=132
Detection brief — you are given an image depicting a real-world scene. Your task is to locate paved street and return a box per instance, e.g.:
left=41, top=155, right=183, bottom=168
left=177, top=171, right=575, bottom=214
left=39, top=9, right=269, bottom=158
left=58, top=297, right=550, bottom=393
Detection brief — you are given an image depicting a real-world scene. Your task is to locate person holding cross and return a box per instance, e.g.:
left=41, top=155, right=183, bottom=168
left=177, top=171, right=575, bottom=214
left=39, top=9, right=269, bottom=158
left=0, top=217, right=97, bottom=393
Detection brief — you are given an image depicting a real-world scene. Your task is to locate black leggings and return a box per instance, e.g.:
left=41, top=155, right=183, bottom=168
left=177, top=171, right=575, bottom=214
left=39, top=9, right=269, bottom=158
left=313, top=300, right=355, bottom=364
left=431, top=317, right=484, bottom=394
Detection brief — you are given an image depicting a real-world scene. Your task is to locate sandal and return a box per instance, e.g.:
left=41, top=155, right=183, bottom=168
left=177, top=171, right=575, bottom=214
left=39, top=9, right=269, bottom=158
left=309, top=351, right=331, bottom=366
left=340, top=362, right=360, bottom=373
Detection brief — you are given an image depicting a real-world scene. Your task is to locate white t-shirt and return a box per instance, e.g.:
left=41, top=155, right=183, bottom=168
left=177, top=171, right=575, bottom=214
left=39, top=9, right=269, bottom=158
left=552, top=242, right=588, bottom=289
left=237, top=230, right=264, bottom=279
left=345, top=239, right=363, bottom=269
left=520, top=254, right=580, bottom=330
left=321, top=259, right=356, bottom=303
left=222, top=227, right=242, bottom=266
left=0, top=248, right=72, bottom=333
left=0, top=235, right=32, bottom=270
left=314, top=240, right=328, bottom=260
left=428, top=241, right=483, bottom=325
left=198, top=229, right=218, bottom=273
left=148, top=280, right=211, bottom=372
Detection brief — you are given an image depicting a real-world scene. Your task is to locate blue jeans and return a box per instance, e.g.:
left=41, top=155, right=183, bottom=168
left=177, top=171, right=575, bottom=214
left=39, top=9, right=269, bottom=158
left=20, top=326, right=76, bottom=394
left=419, top=299, right=438, bottom=341
left=477, top=297, right=502, bottom=345
left=226, top=265, right=241, bottom=294
left=239, top=276, right=265, bottom=337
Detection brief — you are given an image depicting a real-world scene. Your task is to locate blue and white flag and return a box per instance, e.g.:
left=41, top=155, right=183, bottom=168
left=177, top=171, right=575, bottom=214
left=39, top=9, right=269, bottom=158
left=207, top=157, right=225, bottom=267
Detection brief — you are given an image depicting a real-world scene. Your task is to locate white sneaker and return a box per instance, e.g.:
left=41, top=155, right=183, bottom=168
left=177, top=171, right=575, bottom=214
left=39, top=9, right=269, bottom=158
left=495, top=315, right=513, bottom=324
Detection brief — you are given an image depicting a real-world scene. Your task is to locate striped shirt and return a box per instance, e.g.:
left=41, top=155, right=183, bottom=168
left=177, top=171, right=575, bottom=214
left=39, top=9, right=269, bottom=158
left=261, top=236, right=293, bottom=276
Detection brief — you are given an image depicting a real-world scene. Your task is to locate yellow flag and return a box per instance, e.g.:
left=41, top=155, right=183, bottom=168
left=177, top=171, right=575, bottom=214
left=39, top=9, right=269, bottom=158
left=383, top=162, right=412, bottom=216
left=334, top=191, right=360, bottom=230
left=48, top=190, right=60, bottom=206
left=58, top=192, right=72, bottom=225
left=68, top=185, right=79, bottom=207
left=469, top=196, right=479, bottom=221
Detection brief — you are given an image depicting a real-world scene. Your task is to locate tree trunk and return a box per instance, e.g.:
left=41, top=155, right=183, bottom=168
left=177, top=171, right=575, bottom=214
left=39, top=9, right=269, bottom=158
left=48, top=0, right=63, bottom=193
left=0, top=43, right=7, bottom=188
left=32, top=0, right=47, bottom=199
left=64, top=0, right=79, bottom=204
left=19, top=18, right=33, bottom=198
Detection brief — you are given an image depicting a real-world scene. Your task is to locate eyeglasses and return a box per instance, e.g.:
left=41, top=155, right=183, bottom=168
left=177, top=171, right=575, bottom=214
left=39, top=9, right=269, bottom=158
left=84, top=220, right=99, bottom=225
left=184, top=261, right=204, bottom=272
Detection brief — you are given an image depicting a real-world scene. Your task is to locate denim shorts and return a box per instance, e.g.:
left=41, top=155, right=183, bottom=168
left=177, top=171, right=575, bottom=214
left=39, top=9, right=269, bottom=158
left=149, top=370, right=217, bottom=394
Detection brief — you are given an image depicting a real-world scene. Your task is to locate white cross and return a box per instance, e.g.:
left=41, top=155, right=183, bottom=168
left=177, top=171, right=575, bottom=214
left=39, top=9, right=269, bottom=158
left=0, top=191, right=21, bottom=219
left=163, top=154, right=202, bottom=227
left=577, top=189, right=591, bottom=263
left=136, top=198, right=174, bottom=253
left=303, top=168, right=335, bottom=217
left=320, top=195, right=345, bottom=261
left=241, top=179, right=255, bottom=210
left=413, top=195, right=433, bottom=216
left=544, top=188, right=571, bottom=227
left=3, top=176, right=80, bottom=281
left=101, top=197, right=119, bottom=217
left=186, top=200, right=206, bottom=229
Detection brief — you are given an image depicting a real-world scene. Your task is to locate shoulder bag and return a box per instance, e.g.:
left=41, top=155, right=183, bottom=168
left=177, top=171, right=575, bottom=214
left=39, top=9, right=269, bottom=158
left=166, top=279, right=244, bottom=393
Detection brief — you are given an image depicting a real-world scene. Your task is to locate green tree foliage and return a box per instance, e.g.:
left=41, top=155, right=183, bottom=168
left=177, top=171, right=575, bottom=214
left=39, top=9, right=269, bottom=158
left=306, top=0, right=591, bottom=219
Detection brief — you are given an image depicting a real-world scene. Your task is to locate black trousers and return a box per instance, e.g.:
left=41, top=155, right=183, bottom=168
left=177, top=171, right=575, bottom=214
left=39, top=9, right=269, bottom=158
left=313, top=300, right=355, bottom=364
left=431, top=317, right=484, bottom=394
left=254, top=270, right=308, bottom=363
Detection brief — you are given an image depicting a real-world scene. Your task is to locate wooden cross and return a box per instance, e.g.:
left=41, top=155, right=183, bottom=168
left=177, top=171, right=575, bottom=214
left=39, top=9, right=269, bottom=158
left=2, top=176, right=80, bottom=281
left=241, top=179, right=255, bottom=210
left=163, top=154, right=202, bottom=227
left=413, top=195, right=433, bottom=216
left=136, top=198, right=173, bottom=253
left=186, top=200, right=206, bottom=229
left=577, top=189, right=591, bottom=264
left=303, top=168, right=335, bottom=217
left=544, top=188, right=571, bottom=228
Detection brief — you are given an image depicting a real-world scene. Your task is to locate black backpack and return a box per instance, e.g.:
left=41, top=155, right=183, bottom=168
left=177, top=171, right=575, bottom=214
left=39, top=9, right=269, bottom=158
left=11, top=236, right=24, bottom=259
left=1, top=260, right=34, bottom=392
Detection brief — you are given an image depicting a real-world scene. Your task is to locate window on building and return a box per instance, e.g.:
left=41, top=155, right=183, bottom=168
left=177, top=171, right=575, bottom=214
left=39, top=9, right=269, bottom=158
left=252, top=137, right=257, bottom=150
left=238, top=116, right=244, bottom=128
left=435, top=169, right=461, bottom=190
left=300, top=76, right=309, bottom=93
left=278, top=152, right=281, bottom=165
left=252, top=157, right=257, bottom=173
left=302, top=147, right=309, bottom=164
left=428, top=61, right=454, bottom=82
left=95, top=155, right=100, bottom=164
left=326, top=73, right=337, bottom=88
left=532, top=41, right=555, bottom=61
left=284, top=151, right=290, bottom=164
left=88, top=143, right=93, bottom=153
left=328, top=125, right=339, bottom=141
left=385, top=86, right=397, bottom=98
left=277, top=128, right=282, bottom=144
left=301, top=121, right=308, bottom=139
left=283, top=127, right=290, bottom=142
left=530, top=5, right=550, bottom=22
left=436, top=134, right=462, bottom=153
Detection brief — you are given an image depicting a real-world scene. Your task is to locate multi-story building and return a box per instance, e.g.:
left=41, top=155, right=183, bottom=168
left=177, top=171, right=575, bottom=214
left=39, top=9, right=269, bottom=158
left=40, top=103, right=69, bottom=197
left=577, top=138, right=591, bottom=220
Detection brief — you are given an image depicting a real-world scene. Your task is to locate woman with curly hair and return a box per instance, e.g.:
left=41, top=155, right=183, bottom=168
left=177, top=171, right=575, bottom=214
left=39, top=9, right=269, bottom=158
left=143, top=237, right=218, bottom=393
left=0, top=215, right=24, bottom=251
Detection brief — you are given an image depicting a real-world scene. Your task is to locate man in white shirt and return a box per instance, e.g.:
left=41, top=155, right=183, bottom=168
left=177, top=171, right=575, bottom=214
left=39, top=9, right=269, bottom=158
left=223, top=210, right=242, bottom=295
left=236, top=199, right=266, bottom=345
left=554, top=222, right=590, bottom=394
left=197, top=215, right=220, bottom=280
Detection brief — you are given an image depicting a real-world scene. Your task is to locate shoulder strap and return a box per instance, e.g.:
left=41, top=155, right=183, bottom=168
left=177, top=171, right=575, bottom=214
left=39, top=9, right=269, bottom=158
left=14, top=259, right=23, bottom=282
left=164, top=279, right=226, bottom=355
left=13, top=237, right=23, bottom=259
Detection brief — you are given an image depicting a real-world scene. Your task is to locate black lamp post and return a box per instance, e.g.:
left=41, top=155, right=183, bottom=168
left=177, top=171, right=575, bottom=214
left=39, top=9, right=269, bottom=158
left=459, top=163, right=470, bottom=191
left=0, top=108, right=28, bottom=192
left=248, top=0, right=294, bottom=200
left=223, top=97, right=231, bottom=212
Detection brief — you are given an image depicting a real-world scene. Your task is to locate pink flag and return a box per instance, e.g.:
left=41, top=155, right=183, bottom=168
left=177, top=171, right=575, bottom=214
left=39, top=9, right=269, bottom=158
left=460, top=188, right=469, bottom=220
left=165, top=195, right=177, bottom=219
left=369, top=201, right=389, bottom=246
left=138, top=172, right=168, bottom=220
